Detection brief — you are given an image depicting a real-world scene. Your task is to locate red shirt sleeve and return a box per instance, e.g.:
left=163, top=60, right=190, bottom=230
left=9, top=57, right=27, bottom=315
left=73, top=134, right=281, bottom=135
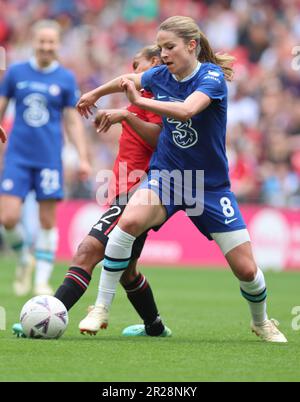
left=142, top=90, right=162, bottom=125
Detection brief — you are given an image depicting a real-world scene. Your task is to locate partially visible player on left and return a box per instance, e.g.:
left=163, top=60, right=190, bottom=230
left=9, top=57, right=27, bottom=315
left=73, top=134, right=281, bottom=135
left=0, top=19, right=91, bottom=296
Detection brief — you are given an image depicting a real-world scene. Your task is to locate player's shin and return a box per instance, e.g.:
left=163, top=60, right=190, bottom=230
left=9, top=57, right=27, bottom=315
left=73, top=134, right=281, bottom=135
left=122, top=273, right=165, bottom=335
left=95, top=225, right=136, bottom=309
left=1, top=223, right=25, bottom=258
left=2, top=224, right=34, bottom=295
left=79, top=226, right=136, bottom=334
left=34, top=227, right=58, bottom=295
left=54, top=266, right=91, bottom=310
left=240, top=267, right=268, bottom=325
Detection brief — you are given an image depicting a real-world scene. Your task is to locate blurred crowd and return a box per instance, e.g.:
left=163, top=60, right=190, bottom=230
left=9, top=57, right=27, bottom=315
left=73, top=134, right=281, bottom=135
left=1, top=0, right=300, bottom=207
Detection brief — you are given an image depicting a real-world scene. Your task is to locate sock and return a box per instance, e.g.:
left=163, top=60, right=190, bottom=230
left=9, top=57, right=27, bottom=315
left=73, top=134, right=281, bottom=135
left=54, top=267, right=91, bottom=311
left=95, top=225, right=135, bottom=309
left=123, top=273, right=165, bottom=336
left=240, top=268, right=268, bottom=325
left=34, top=228, right=58, bottom=286
left=1, top=224, right=31, bottom=267
left=2, top=224, right=24, bottom=256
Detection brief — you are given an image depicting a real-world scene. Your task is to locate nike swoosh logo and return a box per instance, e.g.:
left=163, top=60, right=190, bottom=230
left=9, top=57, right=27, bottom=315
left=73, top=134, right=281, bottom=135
left=225, top=218, right=238, bottom=224
left=157, top=94, right=167, bottom=99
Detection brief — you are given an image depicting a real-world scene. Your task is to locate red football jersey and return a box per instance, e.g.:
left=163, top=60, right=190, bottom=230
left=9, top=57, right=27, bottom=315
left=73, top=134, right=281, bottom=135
left=108, top=90, right=162, bottom=203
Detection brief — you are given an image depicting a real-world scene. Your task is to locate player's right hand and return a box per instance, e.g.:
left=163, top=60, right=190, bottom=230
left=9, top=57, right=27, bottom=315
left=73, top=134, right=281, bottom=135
left=76, top=90, right=98, bottom=119
left=0, top=125, right=7, bottom=143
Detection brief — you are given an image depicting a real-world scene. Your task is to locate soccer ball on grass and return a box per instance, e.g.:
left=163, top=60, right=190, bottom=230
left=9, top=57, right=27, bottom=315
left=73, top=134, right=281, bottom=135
left=20, top=295, right=68, bottom=339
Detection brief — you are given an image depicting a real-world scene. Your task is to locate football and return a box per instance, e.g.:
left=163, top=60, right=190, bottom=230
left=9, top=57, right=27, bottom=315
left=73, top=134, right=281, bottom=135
left=20, top=295, right=68, bottom=339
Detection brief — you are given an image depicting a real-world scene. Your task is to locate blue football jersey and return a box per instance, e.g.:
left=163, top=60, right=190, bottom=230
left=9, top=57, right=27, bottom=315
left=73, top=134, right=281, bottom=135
left=141, top=62, right=230, bottom=190
left=0, top=58, right=79, bottom=168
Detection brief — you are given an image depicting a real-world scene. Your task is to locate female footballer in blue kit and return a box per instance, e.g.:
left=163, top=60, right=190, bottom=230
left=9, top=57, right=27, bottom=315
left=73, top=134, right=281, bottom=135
left=77, top=16, right=287, bottom=342
left=0, top=20, right=91, bottom=296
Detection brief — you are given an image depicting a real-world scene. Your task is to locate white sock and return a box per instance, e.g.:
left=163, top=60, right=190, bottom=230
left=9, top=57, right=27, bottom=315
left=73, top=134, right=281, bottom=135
left=240, top=268, right=268, bottom=325
left=34, top=228, right=58, bottom=286
left=95, top=225, right=136, bottom=308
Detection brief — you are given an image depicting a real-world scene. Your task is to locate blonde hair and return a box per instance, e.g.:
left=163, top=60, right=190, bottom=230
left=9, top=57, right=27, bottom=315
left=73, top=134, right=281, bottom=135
left=159, top=16, right=235, bottom=81
left=31, top=19, right=62, bottom=38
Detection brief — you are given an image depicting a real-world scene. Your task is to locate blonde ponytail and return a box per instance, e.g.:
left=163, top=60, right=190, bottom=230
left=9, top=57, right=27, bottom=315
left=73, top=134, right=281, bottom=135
left=198, top=32, right=235, bottom=81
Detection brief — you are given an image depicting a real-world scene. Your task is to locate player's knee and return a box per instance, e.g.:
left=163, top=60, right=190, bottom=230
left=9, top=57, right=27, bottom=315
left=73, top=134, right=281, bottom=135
left=239, top=265, right=257, bottom=282
left=119, top=215, right=145, bottom=237
left=39, top=215, right=55, bottom=230
left=0, top=213, right=19, bottom=230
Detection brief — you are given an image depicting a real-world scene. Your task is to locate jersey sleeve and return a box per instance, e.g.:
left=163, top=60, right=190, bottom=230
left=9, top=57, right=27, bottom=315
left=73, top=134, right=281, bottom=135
left=196, top=68, right=226, bottom=101
left=0, top=66, right=15, bottom=99
left=141, top=66, right=160, bottom=92
left=62, top=72, right=80, bottom=108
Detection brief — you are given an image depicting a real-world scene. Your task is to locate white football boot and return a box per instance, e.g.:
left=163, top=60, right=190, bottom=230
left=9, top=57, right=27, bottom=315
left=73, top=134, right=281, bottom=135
left=13, top=255, right=35, bottom=297
left=79, top=304, right=109, bottom=335
left=33, top=282, right=54, bottom=296
left=251, top=319, right=288, bottom=343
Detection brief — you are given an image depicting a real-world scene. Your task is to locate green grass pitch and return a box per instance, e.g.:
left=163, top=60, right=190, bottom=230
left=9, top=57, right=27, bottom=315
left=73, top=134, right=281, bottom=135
left=0, top=256, right=300, bottom=382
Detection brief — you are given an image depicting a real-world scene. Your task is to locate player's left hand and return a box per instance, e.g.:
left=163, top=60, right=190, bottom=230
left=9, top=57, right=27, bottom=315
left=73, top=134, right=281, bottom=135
left=120, top=78, right=141, bottom=105
left=94, top=109, right=128, bottom=133
left=78, top=159, right=92, bottom=181
left=0, top=125, right=7, bottom=143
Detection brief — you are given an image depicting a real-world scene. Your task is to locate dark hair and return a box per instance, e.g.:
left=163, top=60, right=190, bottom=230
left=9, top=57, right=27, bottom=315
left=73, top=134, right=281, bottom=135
left=136, top=45, right=162, bottom=61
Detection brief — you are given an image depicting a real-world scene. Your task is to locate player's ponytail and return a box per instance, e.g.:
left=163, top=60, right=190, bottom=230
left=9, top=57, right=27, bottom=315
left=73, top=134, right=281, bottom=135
left=159, top=16, right=235, bottom=82
left=198, top=32, right=235, bottom=82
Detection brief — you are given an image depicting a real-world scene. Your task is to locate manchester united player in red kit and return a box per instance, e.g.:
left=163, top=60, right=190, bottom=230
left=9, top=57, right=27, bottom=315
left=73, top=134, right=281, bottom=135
left=52, top=45, right=171, bottom=337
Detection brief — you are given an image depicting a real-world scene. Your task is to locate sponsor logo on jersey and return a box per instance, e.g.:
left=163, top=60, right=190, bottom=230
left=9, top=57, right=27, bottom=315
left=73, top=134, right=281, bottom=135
left=167, top=118, right=198, bottom=149
left=23, top=93, right=49, bottom=127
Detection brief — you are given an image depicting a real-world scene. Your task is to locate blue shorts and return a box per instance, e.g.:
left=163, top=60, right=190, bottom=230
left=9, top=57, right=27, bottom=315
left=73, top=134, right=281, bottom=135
left=139, top=169, right=246, bottom=240
left=0, top=161, right=64, bottom=201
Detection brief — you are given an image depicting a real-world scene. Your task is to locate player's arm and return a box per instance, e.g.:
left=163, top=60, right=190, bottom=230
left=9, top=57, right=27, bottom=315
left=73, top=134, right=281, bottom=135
left=76, top=73, right=143, bottom=119
left=95, top=109, right=161, bottom=148
left=0, top=96, right=9, bottom=143
left=121, top=78, right=212, bottom=121
left=63, top=107, right=92, bottom=180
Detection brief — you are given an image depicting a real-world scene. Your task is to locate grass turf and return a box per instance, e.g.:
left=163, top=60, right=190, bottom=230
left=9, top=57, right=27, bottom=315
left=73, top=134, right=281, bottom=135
left=0, top=256, right=300, bottom=382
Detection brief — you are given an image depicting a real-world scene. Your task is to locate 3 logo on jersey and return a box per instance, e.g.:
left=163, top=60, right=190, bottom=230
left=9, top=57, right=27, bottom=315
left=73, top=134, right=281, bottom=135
left=23, top=93, right=50, bottom=127
left=167, top=118, right=198, bottom=149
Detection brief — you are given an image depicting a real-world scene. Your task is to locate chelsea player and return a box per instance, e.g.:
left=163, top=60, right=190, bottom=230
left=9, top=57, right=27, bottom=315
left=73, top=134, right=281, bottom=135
left=77, top=16, right=287, bottom=342
left=0, top=20, right=90, bottom=296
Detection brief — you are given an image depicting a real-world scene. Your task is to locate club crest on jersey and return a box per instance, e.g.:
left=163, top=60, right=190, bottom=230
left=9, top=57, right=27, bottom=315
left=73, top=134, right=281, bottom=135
left=49, top=84, right=61, bottom=96
left=167, top=118, right=198, bottom=148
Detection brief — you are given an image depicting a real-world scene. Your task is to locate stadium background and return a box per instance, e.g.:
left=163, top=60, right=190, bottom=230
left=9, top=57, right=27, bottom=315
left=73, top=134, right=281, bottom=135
left=1, top=0, right=300, bottom=270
